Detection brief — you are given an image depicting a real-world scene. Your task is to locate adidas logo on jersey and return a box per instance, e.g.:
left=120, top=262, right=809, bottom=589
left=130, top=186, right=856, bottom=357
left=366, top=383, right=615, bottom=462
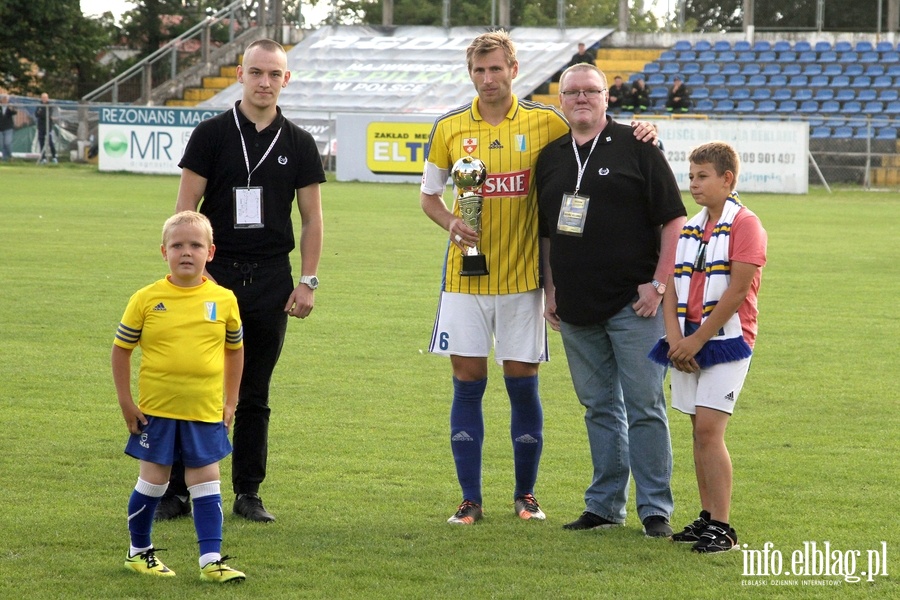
left=724, top=391, right=735, bottom=402
left=152, top=302, right=167, bottom=311
left=451, top=431, right=475, bottom=442
left=489, top=139, right=503, bottom=149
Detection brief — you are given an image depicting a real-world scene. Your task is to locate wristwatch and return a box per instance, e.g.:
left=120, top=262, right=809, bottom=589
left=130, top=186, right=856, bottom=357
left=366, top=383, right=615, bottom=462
left=651, top=279, right=666, bottom=295
left=299, top=275, right=319, bottom=290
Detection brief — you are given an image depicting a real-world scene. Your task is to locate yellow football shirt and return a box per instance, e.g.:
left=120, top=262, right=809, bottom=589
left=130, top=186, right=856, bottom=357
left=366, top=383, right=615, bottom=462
left=423, top=95, right=569, bottom=295
left=114, top=276, right=243, bottom=423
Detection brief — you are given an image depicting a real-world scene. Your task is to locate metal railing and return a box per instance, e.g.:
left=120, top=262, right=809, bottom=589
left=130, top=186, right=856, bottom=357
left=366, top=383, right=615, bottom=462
left=81, top=0, right=255, bottom=105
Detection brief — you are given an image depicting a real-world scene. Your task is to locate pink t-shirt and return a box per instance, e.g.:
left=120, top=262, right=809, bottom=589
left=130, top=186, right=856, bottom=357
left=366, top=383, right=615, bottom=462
left=685, top=207, right=767, bottom=347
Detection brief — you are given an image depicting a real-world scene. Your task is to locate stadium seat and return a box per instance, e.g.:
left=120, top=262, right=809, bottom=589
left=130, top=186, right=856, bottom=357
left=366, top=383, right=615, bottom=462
left=718, top=51, right=737, bottom=62
left=647, top=73, right=666, bottom=85
left=875, top=127, right=898, bottom=139
left=798, top=51, right=818, bottom=63
left=776, top=100, right=798, bottom=113
left=834, top=89, right=854, bottom=102
left=876, top=41, right=894, bottom=52
left=751, top=88, right=772, bottom=100
left=787, top=75, right=808, bottom=87
left=773, top=41, right=792, bottom=52
left=682, top=63, right=701, bottom=74
left=843, top=63, right=864, bottom=77
left=757, top=51, right=777, bottom=63
left=816, top=89, right=838, bottom=101
left=741, top=63, right=762, bottom=75
left=794, top=41, right=812, bottom=52
left=810, top=126, right=831, bottom=138
left=882, top=51, right=900, bottom=64
left=782, top=63, right=802, bottom=76
left=713, top=99, right=735, bottom=112
left=845, top=115, right=868, bottom=128
left=706, top=74, right=726, bottom=86
left=873, top=75, right=893, bottom=88
left=820, top=100, right=841, bottom=113
left=802, top=63, right=823, bottom=76
left=697, top=51, right=717, bottom=62
left=793, top=88, right=813, bottom=101
left=695, top=99, right=715, bottom=112
left=834, top=41, right=853, bottom=52
left=814, top=41, right=833, bottom=52
left=842, top=101, right=862, bottom=114
left=649, top=87, right=668, bottom=99
left=662, top=63, right=680, bottom=74
left=752, top=40, right=771, bottom=52
left=761, top=64, right=782, bottom=76
left=853, top=127, right=870, bottom=139
left=863, top=101, right=884, bottom=114
left=686, top=74, right=706, bottom=86
left=692, top=87, right=710, bottom=100
left=736, top=51, right=757, bottom=63
left=777, top=51, right=797, bottom=63
left=888, top=65, right=900, bottom=76
left=855, top=41, right=874, bottom=52
left=822, top=64, right=843, bottom=76
left=865, top=64, right=886, bottom=76
left=659, top=51, right=678, bottom=62
left=721, top=63, right=741, bottom=75
left=818, top=51, right=838, bottom=63
left=808, top=74, right=830, bottom=87
left=694, top=40, right=712, bottom=51
left=878, top=89, right=899, bottom=102
left=859, top=51, right=879, bottom=64
left=831, top=74, right=850, bottom=86
left=768, top=74, right=788, bottom=87
left=673, top=40, right=692, bottom=52
left=772, top=88, right=793, bottom=101
left=700, top=63, right=721, bottom=75
left=678, top=50, right=697, bottom=62
left=714, top=40, right=732, bottom=51
left=885, top=101, right=900, bottom=114
left=832, top=126, right=853, bottom=138
left=851, top=76, right=871, bottom=87
left=710, top=88, right=731, bottom=100
left=799, top=100, right=820, bottom=113
left=727, top=75, right=746, bottom=86
left=643, top=62, right=661, bottom=74
left=733, top=40, right=752, bottom=52
left=838, top=51, right=859, bottom=63
left=857, top=89, right=877, bottom=102
left=736, top=100, right=755, bottom=112
left=758, top=100, right=777, bottom=113
left=747, top=74, right=767, bottom=87
left=808, top=117, right=826, bottom=127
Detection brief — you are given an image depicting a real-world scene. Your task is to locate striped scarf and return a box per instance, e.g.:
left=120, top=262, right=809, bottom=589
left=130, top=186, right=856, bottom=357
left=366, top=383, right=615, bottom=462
left=649, top=192, right=753, bottom=368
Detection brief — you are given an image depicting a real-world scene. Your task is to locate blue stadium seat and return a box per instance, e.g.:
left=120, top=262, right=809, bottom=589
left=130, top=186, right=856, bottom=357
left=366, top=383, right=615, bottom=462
left=706, top=74, right=726, bottom=86
left=758, top=100, right=777, bottom=113
left=718, top=51, right=737, bottom=62
left=695, top=99, right=715, bottom=112
left=649, top=87, right=668, bottom=99
left=810, top=126, right=831, bottom=138
left=692, top=87, right=710, bottom=100
left=697, top=51, right=717, bottom=62
left=710, top=88, right=731, bottom=100
left=876, top=41, right=894, bottom=52
left=757, top=51, right=777, bottom=63
left=793, top=88, right=813, bottom=101
left=818, top=51, right=838, bottom=63
left=732, top=87, right=751, bottom=100
left=694, top=40, right=712, bottom=51
left=863, top=101, right=884, bottom=114
left=787, top=75, right=808, bottom=87
left=842, top=101, right=862, bottom=114
left=777, top=51, right=797, bottom=63
left=714, top=40, right=732, bottom=51
left=682, top=63, right=701, bottom=74
left=845, top=115, right=868, bottom=128
left=643, top=62, right=661, bottom=74
left=799, top=100, right=820, bottom=113
left=751, top=88, right=772, bottom=100
left=802, top=63, right=823, bottom=76
left=821, top=100, right=842, bottom=113
left=721, top=63, right=741, bottom=75
left=865, top=64, right=886, bottom=76
left=662, top=63, right=680, bottom=74
left=884, top=101, right=900, bottom=115
left=736, top=51, right=757, bottom=63
left=798, top=51, right=818, bottom=63
left=773, top=41, right=792, bottom=52
left=814, top=41, right=832, bottom=52
left=673, top=40, right=692, bottom=52
left=727, top=74, right=746, bottom=86
left=700, top=63, right=721, bottom=75
left=855, top=41, right=874, bottom=53
left=713, top=100, right=735, bottom=112
left=741, top=63, right=762, bottom=75
left=808, top=117, right=826, bottom=127
left=859, top=51, right=879, bottom=64
left=772, top=88, right=793, bottom=101
left=686, top=74, right=706, bottom=86
left=881, top=51, right=900, bottom=63
left=768, top=74, right=788, bottom=86
left=647, top=73, right=666, bottom=85
left=838, top=51, right=859, bottom=63
left=878, top=89, right=899, bottom=102
left=843, top=63, right=864, bottom=77
left=752, top=40, right=771, bottom=52
left=776, top=100, right=798, bottom=113
left=873, top=75, right=893, bottom=88
left=831, top=75, right=850, bottom=86
left=678, top=50, right=697, bottom=61
left=734, top=40, right=752, bottom=52
left=888, top=64, right=900, bottom=76
left=782, top=63, right=802, bottom=76
left=736, top=100, right=755, bottom=112
left=832, top=126, right=853, bottom=138
left=875, top=127, right=898, bottom=139
left=853, top=127, right=871, bottom=139
left=794, top=41, right=812, bottom=52
left=808, top=74, right=830, bottom=87
left=857, top=89, right=877, bottom=102
left=822, top=64, right=843, bottom=76
left=659, top=50, right=678, bottom=61
left=744, top=74, right=765, bottom=87
left=851, top=76, right=871, bottom=87
left=761, top=64, right=781, bottom=76
left=834, top=41, right=853, bottom=52
left=834, top=89, right=854, bottom=101
left=816, top=89, right=838, bottom=101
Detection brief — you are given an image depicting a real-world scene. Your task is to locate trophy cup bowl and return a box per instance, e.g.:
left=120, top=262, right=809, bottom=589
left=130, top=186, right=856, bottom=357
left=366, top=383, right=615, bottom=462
left=451, top=156, right=489, bottom=276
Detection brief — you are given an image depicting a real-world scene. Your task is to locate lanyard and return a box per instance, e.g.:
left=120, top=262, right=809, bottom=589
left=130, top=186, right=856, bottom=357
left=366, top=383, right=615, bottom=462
left=570, top=132, right=601, bottom=195
left=233, top=107, right=283, bottom=187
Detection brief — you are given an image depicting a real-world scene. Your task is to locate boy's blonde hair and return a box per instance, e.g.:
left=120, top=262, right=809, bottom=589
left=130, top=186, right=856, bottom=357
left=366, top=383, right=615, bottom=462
left=466, top=30, right=517, bottom=71
left=162, top=211, right=213, bottom=247
left=689, top=142, right=740, bottom=190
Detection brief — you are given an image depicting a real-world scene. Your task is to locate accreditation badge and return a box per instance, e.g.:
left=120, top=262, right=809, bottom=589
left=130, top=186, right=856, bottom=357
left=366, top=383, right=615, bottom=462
left=233, top=186, right=264, bottom=229
left=556, top=193, right=590, bottom=236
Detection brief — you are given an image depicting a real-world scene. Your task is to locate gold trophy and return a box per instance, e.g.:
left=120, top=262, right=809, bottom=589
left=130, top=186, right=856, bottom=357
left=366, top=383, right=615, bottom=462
left=451, top=156, right=489, bottom=276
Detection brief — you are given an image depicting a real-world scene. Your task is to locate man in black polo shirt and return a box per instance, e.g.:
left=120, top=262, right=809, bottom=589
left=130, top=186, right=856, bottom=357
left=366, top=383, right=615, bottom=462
left=535, top=63, right=686, bottom=538
left=158, top=38, right=325, bottom=523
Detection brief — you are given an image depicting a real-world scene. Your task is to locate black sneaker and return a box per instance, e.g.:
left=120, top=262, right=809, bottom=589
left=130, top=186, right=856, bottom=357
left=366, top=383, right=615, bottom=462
left=563, top=511, right=621, bottom=530
left=233, top=493, right=275, bottom=522
left=642, top=515, right=674, bottom=538
left=154, top=494, right=191, bottom=521
left=672, top=512, right=710, bottom=543
left=692, top=523, right=738, bottom=553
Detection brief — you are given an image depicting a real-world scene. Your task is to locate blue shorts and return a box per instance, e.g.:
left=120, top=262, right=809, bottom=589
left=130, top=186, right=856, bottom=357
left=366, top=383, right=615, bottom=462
left=124, top=416, right=232, bottom=468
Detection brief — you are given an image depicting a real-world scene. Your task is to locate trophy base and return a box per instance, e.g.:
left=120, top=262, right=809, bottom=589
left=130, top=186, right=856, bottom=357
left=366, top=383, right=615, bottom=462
left=460, top=254, right=489, bottom=276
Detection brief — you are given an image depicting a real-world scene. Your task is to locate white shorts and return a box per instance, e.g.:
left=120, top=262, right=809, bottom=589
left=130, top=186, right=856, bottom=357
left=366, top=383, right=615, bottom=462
left=429, top=290, right=548, bottom=364
left=670, top=357, right=752, bottom=415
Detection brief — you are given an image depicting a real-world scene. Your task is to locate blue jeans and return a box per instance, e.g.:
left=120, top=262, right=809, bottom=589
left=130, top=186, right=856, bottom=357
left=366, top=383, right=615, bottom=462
left=560, top=303, right=673, bottom=523
left=1, top=129, right=12, bottom=161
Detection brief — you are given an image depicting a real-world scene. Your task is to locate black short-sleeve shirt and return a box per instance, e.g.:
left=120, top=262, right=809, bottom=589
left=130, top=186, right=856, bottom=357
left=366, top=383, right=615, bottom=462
left=179, top=101, right=326, bottom=261
left=536, top=118, right=686, bottom=325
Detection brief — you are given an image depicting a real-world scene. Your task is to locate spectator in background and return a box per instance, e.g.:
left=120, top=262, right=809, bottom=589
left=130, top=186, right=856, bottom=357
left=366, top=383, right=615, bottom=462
left=35, top=92, right=57, bottom=164
left=607, top=76, right=630, bottom=112
left=0, top=94, right=17, bottom=162
left=666, top=76, right=691, bottom=113
left=569, top=43, right=596, bottom=67
left=626, top=77, right=650, bottom=113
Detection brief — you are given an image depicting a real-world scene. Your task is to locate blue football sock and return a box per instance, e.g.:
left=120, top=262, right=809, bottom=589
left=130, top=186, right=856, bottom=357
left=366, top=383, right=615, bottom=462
left=189, top=481, right=223, bottom=563
left=506, top=375, right=544, bottom=497
left=127, top=478, right=167, bottom=553
left=450, top=377, right=486, bottom=505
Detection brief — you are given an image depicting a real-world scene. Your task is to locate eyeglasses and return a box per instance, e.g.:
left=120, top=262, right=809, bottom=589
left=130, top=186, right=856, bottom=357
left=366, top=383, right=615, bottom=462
left=560, top=89, right=607, bottom=98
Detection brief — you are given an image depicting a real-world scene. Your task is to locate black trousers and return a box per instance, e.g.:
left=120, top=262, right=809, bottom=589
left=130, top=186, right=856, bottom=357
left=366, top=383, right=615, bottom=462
left=169, top=254, right=293, bottom=497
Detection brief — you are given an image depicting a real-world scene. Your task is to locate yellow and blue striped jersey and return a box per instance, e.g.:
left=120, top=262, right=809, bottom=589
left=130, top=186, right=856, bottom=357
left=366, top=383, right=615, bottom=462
left=422, top=95, right=569, bottom=295
left=114, top=276, right=243, bottom=423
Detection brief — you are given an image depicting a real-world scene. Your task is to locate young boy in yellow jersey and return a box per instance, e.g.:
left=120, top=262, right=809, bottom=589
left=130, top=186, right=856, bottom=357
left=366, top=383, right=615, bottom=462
left=112, top=211, right=246, bottom=582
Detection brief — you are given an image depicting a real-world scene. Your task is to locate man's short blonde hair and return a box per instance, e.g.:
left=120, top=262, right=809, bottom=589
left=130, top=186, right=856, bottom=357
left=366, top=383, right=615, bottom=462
left=466, top=30, right=517, bottom=71
left=162, top=211, right=214, bottom=247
